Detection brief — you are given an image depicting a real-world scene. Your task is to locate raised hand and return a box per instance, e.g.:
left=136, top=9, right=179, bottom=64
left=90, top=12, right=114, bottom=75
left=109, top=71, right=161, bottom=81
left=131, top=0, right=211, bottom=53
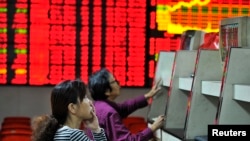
left=83, top=111, right=101, bottom=133
left=144, top=79, right=162, bottom=99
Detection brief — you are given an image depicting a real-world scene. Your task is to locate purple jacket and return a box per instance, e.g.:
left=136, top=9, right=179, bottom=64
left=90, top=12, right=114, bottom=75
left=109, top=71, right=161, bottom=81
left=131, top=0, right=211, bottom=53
left=93, top=95, right=154, bottom=141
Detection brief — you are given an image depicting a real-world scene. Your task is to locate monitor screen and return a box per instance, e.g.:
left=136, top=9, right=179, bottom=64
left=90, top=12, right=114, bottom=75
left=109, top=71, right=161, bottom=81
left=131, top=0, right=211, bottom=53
left=219, top=16, right=250, bottom=64
left=180, top=30, right=205, bottom=50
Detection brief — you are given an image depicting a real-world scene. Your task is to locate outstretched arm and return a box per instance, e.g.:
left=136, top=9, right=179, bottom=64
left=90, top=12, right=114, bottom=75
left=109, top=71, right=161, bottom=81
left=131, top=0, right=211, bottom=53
left=104, top=112, right=154, bottom=141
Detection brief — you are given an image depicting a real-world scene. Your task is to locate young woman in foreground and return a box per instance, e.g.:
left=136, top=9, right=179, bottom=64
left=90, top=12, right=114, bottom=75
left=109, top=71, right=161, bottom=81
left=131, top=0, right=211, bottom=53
left=31, top=79, right=107, bottom=141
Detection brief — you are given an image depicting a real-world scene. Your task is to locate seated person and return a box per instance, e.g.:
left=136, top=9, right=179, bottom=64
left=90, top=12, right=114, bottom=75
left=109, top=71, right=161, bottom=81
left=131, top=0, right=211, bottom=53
left=87, top=68, right=164, bottom=141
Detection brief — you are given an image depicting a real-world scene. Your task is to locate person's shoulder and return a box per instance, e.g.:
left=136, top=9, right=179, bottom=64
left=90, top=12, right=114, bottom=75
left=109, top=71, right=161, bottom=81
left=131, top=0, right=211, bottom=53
left=94, top=100, right=109, bottom=106
left=94, top=101, right=117, bottom=115
left=58, top=126, right=82, bottom=133
left=55, top=126, right=84, bottom=140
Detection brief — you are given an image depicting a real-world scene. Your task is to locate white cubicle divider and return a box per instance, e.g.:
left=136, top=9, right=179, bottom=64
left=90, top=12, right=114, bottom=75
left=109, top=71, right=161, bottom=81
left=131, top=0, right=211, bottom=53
left=154, top=51, right=176, bottom=87
left=162, top=50, right=197, bottom=141
left=184, top=50, right=223, bottom=139
left=148, top=49, right=250, bottom=140
left=217, top=47, right=250, bottom=124
left=147, top=51, right=175, bottom=123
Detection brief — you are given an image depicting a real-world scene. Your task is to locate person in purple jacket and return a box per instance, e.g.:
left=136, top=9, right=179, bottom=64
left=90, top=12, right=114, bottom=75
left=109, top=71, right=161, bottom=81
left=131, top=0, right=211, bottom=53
left=87, top=68, right=165, bottom=141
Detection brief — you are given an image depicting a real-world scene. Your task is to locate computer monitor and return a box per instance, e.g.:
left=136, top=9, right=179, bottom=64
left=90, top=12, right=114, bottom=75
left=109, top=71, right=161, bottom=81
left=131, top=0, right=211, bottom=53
left=219, top=16, right=250, bottom=63
left=180, top=30, right=205, bottom=50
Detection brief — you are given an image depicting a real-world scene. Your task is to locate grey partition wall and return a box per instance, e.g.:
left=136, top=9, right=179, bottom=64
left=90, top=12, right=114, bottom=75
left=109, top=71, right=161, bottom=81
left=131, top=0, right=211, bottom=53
left=217, top=47, right=250, bottom=124
left=147, top=51, right=175, bottom=121
left=162, top=50, right=197, bottom=140
left=185, top=50, right=223, bottom=139
left=147, top=86, right=168, bottom=120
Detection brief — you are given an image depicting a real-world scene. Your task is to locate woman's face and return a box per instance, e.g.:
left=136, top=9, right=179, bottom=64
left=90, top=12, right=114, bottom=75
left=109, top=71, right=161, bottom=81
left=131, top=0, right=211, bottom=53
left=108, top=73, right=121, bottom=99
left=76, top=96, right=94, bottom=120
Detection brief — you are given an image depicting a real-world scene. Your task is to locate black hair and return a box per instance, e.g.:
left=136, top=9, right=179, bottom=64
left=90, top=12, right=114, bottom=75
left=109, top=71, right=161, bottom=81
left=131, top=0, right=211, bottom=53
left=88, top=68, right=112, bottom=100
left=31, top=79, right=86, bottom=141
left=51, top=79, right=86, bottom=124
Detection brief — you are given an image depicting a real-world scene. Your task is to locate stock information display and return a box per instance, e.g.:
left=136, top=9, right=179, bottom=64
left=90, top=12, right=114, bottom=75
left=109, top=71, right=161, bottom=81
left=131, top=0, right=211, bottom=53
left=0, top=0, right=169, bottom=87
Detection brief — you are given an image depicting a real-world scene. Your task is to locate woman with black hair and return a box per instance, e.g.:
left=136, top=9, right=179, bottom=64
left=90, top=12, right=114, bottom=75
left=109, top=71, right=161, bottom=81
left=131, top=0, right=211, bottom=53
left=88, top=68, right=164, bottom=141
left=31, top=79, right=107, bottom=141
